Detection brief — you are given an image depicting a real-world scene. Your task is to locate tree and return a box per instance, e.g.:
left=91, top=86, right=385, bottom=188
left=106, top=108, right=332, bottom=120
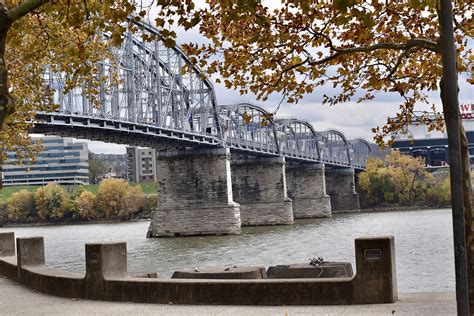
left=359, top=151, right=435, bottom=206
left=153, top=0, right=473, bottom=308
left=385, top=151, right=430, bottom=204
left=0, top=0, right=142, bottom=190
left=88, top=152, right=108, bottom=184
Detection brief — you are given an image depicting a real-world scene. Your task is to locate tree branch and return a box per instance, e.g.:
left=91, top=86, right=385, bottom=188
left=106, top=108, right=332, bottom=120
left=308, top=38, right=440, bottom=66
left=7, top=0, right=49, bottom=22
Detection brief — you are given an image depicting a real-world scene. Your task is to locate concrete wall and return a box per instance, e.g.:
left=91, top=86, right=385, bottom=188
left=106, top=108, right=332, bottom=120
left=325, top=168, right=360, bottom=213
left=286, top=163, right=331, bottom=218
left=231, top=157, right=293, bottom=226
left=148, top=148, right=241, bottom=237
left=0, top=232, right=397, bottom=305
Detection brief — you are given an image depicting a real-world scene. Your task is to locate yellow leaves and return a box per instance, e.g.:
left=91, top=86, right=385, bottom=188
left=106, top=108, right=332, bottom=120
left=242, top=111, right=251, bottom=124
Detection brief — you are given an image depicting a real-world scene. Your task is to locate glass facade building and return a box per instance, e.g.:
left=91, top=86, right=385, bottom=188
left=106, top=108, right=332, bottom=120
left=2, top=137, right=89, bottom=186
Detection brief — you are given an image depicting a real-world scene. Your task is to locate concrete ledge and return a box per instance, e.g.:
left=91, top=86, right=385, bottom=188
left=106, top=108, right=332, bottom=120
left=267, top=262, right=353, bottom=279
left=172, top=266, right=267, bottom=279
left=0, top=233, right=397, bottom=305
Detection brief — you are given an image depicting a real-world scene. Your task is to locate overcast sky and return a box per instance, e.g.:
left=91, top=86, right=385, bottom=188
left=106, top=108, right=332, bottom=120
left=80, top=9, right=473, bottom=154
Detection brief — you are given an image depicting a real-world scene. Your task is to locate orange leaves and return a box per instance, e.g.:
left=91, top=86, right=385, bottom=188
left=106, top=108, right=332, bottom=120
left=242, top=111, right=251, bottom=124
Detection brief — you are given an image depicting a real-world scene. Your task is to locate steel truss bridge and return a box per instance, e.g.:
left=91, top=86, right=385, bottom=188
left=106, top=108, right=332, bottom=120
left=33, top=20, right=378, bottom=170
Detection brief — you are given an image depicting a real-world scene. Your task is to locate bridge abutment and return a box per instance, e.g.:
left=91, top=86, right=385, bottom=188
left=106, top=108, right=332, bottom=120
left=147, top=148, right=241, bottom=237
left=231, top=156, right=294, bottom=226
left=325, top=167, right=360, bottom=213
left=286, top=163, right=331, bottom=218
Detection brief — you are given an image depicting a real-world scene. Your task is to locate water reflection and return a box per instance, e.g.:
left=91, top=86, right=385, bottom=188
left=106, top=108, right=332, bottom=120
left=0, top=208, right=454, bottom=292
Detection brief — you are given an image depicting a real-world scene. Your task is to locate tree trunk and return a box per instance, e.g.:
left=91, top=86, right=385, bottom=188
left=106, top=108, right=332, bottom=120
left=460, top=125, right=474, bottom=311
left=0, top=6, right=13, bottom=194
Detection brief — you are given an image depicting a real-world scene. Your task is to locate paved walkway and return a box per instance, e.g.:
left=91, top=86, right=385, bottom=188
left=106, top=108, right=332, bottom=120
left=0, top=277, right=456, bottom=315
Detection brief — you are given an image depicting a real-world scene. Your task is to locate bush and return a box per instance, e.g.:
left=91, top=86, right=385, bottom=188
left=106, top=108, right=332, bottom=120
left=139, top=195, right=157, bottom=216
left=34, top=183, right=71, bottom=219
left=73, top=191, right=97, bottom=220
left=426, top=172, right=451, bottom=206
left=123, top=185, right=145, bottom=217
left=96, top=179, right=145, bottom=218
left=6, top=190, right=36, bottom=222
left=0, top=202, right=7, bottom=224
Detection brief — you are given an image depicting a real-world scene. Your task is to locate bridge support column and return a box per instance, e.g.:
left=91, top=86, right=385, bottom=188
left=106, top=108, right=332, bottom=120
left=147, top=148, right=241, bottom=237
left=325, top=167, right=360, bottom=213
left=231, top=157, right=293, bottom=226
left=286, top=163, right=331, bottom=218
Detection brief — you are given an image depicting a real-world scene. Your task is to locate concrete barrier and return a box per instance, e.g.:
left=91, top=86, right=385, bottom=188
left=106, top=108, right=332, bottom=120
left=0, top=232, right=17, bottom=281
left=267, top=262, right=353, bottom=279
left=172, top=266, right=267, bottom=279
left=0, top=233, right=397, bottom=305
left=0, top=232, right=15, bottom=257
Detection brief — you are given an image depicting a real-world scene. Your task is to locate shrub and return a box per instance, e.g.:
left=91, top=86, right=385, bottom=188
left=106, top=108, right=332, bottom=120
left=6, top=190, right=35, bottom=222
left=0, top=202, right=7, bottom=224
left=96, top=179, right=145, bottom=218
left=96, top=178, right=129, bottom=218
left=34, top=183, right=71, bottom=219
left=73, top=191, right=97, bottom=220
left=122, top=185, right=145, bottom=217
left=426, top=172, right=451, bottom=206
left=139, top=195, right=157, bottom=216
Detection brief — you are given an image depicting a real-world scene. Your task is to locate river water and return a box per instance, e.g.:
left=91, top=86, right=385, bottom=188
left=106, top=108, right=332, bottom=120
left=0, top=208, right=454, bottom=293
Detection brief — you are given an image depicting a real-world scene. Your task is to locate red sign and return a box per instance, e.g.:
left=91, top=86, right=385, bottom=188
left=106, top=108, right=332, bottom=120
left=460, top=103, right=474, bottom=120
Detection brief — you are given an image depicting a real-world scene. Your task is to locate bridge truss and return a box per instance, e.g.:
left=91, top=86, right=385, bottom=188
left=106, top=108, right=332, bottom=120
left=33, top=20, right=376, bottom=169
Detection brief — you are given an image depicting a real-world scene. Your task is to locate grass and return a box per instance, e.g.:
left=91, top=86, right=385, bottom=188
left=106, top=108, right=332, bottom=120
left=0, top=181, right=157, bottom=202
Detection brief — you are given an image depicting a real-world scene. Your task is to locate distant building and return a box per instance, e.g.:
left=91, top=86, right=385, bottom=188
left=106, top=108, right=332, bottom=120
left=392, top=102, right=474, bottom=166
left=3, top=137, right=89, bottom=186
left=90, top=153, right=128, bottom=179
left=126, top=147, right=156, bottom=183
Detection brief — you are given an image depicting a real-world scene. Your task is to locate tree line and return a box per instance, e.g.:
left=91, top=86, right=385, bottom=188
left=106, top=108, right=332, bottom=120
left=0, top=179, right=156, bottom=224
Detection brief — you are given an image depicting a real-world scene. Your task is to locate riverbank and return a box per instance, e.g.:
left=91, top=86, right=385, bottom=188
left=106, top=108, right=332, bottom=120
left=0, top=216, right=151, bottom=228
left=360, top=204, right=449, bottom=213
left=0, top=277, right=455, bottom=315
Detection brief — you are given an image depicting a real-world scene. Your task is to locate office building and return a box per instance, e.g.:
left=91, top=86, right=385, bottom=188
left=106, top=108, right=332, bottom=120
left=3, top=136, right=89, bottom=186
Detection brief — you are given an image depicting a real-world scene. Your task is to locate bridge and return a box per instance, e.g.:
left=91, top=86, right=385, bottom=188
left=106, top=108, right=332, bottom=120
left=32, top=20, right=382, bottom=237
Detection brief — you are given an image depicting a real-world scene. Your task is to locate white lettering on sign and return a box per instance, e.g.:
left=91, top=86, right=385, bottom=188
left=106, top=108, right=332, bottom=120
left=459, top=103, right=474, bottom=120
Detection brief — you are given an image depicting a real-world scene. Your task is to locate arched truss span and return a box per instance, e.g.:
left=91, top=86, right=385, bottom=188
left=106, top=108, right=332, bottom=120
left=275, top=119, right=320, bottom=160
left=35, top=18, right=374, bottom=168
left=318, top=129, right=351, bottom=166
left=42, top=20, right=221, bottom=139
left=220, top=102, right=279, bottom=154
left=350, top=139, right=372, bottom=169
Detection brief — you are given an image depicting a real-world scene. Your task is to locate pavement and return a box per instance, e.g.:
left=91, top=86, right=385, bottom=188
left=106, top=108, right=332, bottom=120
left=0, top=276, right=456, bottom=315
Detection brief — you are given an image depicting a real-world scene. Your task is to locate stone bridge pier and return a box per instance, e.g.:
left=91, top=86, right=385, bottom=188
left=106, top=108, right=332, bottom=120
left=325, top=167, right=360, bottom=213
left=286, top=163, right=331, bottom=218
left=231, top=156, right=294, bottom=226
left=147, top=148, right=241, bottom=237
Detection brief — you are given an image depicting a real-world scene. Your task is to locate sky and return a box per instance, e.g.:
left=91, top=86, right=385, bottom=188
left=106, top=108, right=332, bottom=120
left=77, top=6, right=474, bottom=154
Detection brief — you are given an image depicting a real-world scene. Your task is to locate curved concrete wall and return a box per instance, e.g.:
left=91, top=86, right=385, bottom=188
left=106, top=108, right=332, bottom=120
left=0, top=233, right=397, bottom=305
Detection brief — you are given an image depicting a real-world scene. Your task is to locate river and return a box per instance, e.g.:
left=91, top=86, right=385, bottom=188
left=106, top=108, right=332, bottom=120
left=0, top=208, right=454, bottom=293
